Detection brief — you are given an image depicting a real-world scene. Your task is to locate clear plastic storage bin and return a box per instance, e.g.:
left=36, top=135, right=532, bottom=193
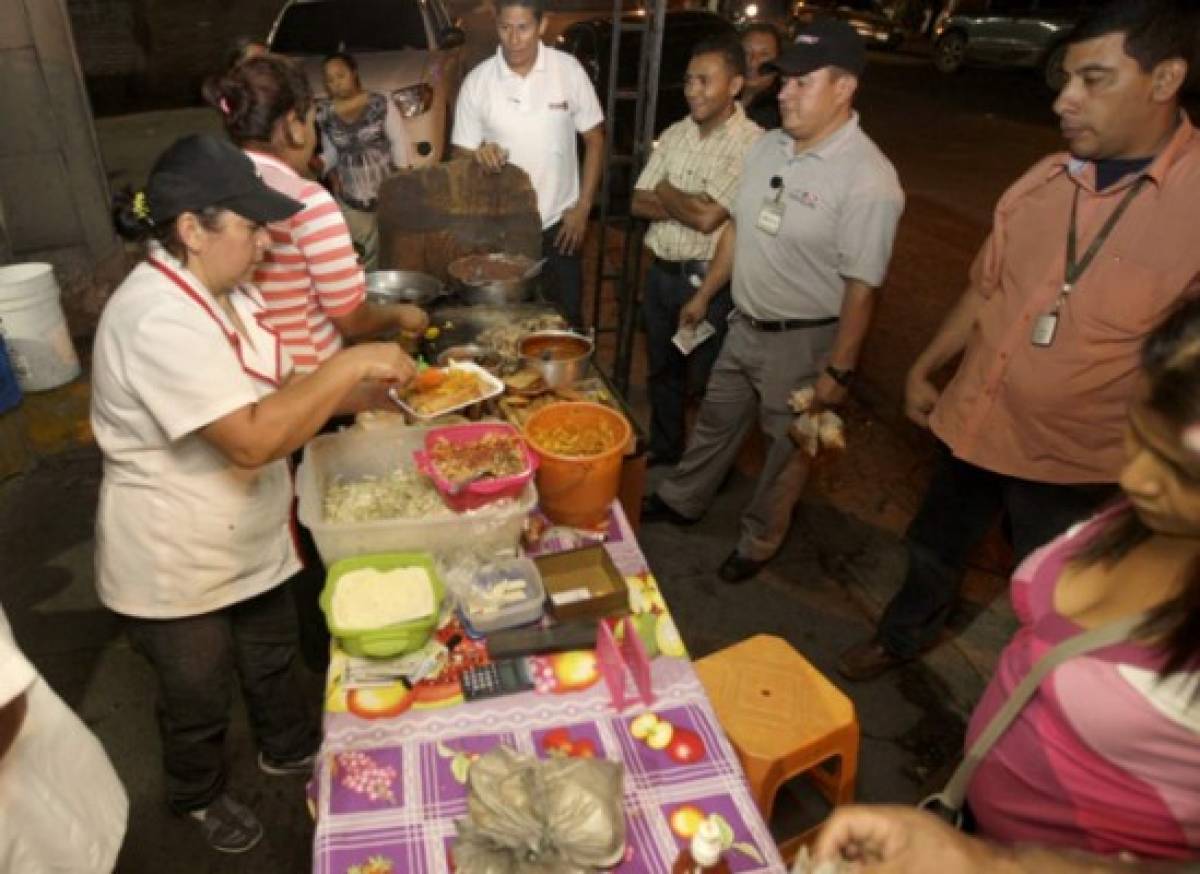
left=461, top=557, right=546, bottom=634
left=296, top=422, right=537, bottom=565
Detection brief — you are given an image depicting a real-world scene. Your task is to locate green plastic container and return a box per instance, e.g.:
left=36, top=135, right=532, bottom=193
left=320, top=552, right=445, bottom=658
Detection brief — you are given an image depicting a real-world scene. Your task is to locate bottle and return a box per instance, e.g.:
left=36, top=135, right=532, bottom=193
left=672, top=816, right=731, bottom=874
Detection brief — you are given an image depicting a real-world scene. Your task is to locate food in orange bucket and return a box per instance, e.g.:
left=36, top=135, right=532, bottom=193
left=402, top=368, right=485, bottom=416
left=526, top=415, right=620, bottom=457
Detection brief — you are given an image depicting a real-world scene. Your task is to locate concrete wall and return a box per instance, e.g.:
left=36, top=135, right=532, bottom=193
left=0, top=0, right=118, bottom=277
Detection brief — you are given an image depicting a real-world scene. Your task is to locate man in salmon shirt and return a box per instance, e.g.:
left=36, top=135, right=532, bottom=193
left=840, top=0, right=1200, bottom=680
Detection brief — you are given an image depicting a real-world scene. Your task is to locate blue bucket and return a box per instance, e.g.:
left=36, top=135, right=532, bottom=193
left=0, top=335, right=22, bottom=414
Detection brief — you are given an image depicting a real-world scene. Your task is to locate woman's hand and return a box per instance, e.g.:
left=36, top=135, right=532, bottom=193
left=815, top=805, right=986, bottom=872
left=343, top=342, right=416, bottom=386
left=392, top=304, right=429, bottom=337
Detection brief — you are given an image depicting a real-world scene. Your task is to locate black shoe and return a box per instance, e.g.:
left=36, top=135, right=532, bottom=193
left=837, top=639, right=912, bottom=681
left=717, top=550, right=766, bottom=584
left=640, top=493, right=700, bottom=526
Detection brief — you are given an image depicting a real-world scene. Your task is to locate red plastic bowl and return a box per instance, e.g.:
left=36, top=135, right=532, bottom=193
left=413, top=422, right=538, bottom=512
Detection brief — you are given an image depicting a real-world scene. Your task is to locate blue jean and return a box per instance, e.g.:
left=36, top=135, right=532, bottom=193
left=641, top=259, right=733, bottom=460
left=125, top=581, right=320, bottom=813
left=541, top=222, right=583, bottom=329
left=877, top=443, right=1117, bottom=658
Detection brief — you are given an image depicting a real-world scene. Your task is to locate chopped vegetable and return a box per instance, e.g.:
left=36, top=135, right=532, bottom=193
left=324, top=471, right=450, bottom=523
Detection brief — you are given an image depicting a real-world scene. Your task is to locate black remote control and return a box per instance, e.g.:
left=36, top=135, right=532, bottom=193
left=485, top=622, right=599, bottom=659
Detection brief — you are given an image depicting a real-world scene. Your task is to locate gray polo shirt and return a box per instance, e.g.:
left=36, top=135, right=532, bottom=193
left=731, top=113, right=904, bottom=320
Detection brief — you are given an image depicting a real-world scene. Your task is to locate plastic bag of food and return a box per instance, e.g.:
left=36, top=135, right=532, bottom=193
left=453, top=746, right=626, bottom=874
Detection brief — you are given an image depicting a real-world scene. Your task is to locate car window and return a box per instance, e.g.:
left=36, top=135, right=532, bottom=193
left=271, top=0, right=344, bottom=55
left=987, top=0, right=1035, bottom=14
left=1034, top=0, right=1084, bottom=11
left=560, top=25, right=598, bottom=67
left=343, top=0, right=430, bottom=51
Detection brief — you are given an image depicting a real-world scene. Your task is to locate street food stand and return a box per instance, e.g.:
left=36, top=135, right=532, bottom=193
left=296, top=158, right=782, bottom=873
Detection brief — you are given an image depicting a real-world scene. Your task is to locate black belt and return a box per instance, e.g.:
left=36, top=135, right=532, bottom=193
left=740, top=311, right=839, bottom=332
left=651, top=256, right=708, bottom=276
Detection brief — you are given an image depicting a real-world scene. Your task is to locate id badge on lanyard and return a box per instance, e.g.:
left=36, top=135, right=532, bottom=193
left=756, top=197, right=785, bottom=236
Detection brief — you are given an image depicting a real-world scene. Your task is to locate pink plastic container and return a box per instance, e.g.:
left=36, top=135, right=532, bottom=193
left=414, top=422, right=539, bottom=512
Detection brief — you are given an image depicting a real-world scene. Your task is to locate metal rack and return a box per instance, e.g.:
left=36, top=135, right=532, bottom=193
left=588, top=0, right=667, bottom=393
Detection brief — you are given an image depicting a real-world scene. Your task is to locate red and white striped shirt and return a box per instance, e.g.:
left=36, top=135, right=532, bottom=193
left=246, top=150, right=365, bottom=372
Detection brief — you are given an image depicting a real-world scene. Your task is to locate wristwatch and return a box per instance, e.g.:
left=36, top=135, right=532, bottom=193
left=825, top=364, right=855, bottom=388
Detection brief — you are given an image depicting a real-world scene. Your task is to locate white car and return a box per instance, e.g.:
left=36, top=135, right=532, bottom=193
left=267, top=0, right=467, bottom=167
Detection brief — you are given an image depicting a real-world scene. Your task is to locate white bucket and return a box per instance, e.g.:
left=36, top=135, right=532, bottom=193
left=0, top=263, right=81, bottom=392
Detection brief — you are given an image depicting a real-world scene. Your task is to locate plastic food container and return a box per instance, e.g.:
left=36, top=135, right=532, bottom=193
left=388, top=361, right=504, bottom=421
left=319, top=552, right=445, bottom=658
left=460, top=557, right=546, bottom=634
left=413, top=422, right=539, bottom=512
left=296, top=421, right=537, bottom=565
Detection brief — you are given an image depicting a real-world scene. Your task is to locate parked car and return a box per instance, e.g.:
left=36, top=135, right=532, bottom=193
left=267, top=0, right=467, bottom=166
left=932, top=0, right=1098, bottom=89
left=789, top=0, right=905, bottom=49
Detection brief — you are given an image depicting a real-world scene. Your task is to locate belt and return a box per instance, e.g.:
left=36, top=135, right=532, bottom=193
left=739, top=311, right=839, bottom=332
left=651, top=256, right=708, bottom=276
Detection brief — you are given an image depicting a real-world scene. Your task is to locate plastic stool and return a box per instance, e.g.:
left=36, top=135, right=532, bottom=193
left=696, top=634, right=860, bottom=841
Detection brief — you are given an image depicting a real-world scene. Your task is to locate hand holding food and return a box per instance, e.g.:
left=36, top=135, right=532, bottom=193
left=394, top=304, right=430, bottom=337
left=788, top=386, right=846, bottom=457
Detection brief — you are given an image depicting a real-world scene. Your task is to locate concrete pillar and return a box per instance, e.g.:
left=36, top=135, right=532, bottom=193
left=0, top=0, right=118, bottom=274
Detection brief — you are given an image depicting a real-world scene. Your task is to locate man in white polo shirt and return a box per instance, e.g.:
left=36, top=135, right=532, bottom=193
left=451, top=0, right=604, bottom=328
left=643, top=19, right=904, bottom=583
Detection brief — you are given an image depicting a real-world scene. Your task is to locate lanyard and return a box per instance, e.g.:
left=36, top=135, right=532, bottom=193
left=1062, top=175, right=1148, bottom=298
left=1031, top=175, right=1148, bottom=348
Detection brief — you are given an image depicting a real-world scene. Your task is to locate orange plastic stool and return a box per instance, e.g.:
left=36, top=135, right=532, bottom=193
left=696, top=634, right=860, bottom=837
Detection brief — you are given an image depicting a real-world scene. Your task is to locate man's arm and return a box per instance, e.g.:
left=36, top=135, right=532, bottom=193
left=679, top=220, right=736, bottom=328
left=654, top=179, right=730, bottom=235
left=555, top=123, right=605, bottom=255
left=904, top=285, right=985, bottom=426
left=631, top=189, right=671, bottom=220
left=812, top=278, right=877, bottom=409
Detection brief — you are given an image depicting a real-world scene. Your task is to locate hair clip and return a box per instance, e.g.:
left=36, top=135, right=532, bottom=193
left=132, top=191, right=154, bottom=225
left=219, top=96, right=232, bottom=116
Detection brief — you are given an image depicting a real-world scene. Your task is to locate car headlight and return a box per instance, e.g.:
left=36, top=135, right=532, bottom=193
left=392, top=83, right=434, bottom=118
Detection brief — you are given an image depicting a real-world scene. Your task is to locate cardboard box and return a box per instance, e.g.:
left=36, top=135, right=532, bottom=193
left=534, top=545, right=629, bottom=621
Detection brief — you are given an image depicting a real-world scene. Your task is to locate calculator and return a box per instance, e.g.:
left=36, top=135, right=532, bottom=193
left=459, top=658, right=536, bottom=700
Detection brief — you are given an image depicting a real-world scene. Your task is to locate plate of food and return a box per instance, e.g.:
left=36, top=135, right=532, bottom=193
left=390, top=362, right=504, bottom=420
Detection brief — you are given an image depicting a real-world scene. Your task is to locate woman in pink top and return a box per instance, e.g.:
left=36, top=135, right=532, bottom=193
left=202, top=55, right=427, bottom=373
left=965, top=298, right=1200, bottom=861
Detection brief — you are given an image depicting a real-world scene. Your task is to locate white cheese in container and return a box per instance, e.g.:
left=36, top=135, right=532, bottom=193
left=332, top=567, right=435, bottom=630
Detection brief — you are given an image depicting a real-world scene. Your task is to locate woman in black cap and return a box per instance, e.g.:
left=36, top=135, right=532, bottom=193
left=92, top=134, right=414, bottom=854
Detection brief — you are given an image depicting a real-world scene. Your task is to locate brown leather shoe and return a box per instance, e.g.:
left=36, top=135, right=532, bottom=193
left=837, top=640, right=911, bottom=682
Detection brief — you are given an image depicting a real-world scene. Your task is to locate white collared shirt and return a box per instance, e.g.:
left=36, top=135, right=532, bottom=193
left=90, top=248, right=300, bottom=619
left=452, top=42, right=604, bottom=229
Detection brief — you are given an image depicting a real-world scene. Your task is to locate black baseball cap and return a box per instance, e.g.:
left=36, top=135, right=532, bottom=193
left=764, top=18, right=866, bottom=77
left=146, top=134, right=301, bottom=225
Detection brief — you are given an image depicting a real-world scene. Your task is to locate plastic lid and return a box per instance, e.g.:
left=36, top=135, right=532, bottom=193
left=690, top=817, right=723, bottom=867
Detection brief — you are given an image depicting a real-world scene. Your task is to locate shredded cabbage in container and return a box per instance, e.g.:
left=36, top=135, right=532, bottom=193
left=323, top=470, right=452, bottom=523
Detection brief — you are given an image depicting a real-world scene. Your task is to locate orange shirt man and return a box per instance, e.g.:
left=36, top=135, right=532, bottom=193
left=840, top=0, right=1200, bottom=681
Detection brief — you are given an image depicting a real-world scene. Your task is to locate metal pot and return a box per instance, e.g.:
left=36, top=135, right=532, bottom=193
left=447, top=253, right=539, bottom=305
left=518, top=330, right=593, bottom=389
left=365, top=270, right=446, bottom=308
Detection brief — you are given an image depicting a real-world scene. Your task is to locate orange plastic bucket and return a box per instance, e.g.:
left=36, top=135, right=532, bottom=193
left=523, top=402, right=632, bottom=529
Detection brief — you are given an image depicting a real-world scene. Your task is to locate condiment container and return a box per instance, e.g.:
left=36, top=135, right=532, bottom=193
left=460, top=557, right=546, bottom=634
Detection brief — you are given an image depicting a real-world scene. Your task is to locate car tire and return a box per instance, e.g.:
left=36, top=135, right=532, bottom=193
left=1043, top=42, right=1068, bottom=91
left=933, top=31, right=967, bottom=74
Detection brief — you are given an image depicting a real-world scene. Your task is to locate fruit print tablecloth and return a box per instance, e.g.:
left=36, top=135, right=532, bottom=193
left=312, top=503, right=786, bottom=874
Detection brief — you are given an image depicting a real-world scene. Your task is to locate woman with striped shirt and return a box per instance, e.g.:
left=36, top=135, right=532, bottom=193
left=203, top=54, right=427, bottom=373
